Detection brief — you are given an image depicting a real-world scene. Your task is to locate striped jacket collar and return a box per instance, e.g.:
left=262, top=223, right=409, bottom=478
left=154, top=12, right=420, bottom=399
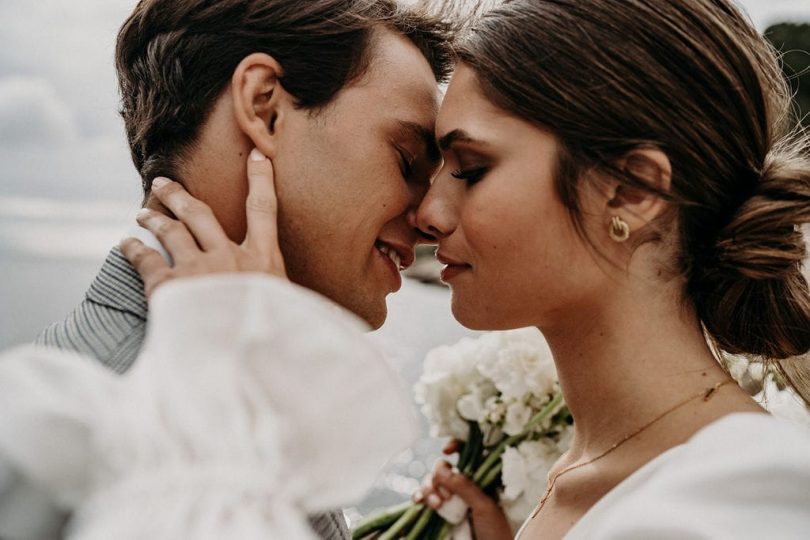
left=85, top=247, right=148, bottom=320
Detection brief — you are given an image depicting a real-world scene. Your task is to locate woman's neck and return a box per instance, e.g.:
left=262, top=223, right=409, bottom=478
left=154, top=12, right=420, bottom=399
left=539, top=280, right=734, bottom=455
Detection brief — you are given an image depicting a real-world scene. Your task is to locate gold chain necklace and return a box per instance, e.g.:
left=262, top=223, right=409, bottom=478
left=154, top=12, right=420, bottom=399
left=530, top=379, right=734, bottom=519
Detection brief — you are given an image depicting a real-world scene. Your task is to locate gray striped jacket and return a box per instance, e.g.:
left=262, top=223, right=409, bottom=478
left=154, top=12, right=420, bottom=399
left=34, top=247, right=350, bottom=539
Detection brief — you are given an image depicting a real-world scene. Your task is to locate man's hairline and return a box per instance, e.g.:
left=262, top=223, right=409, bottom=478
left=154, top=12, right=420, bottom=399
left=149, top=23, right=446, bottom=193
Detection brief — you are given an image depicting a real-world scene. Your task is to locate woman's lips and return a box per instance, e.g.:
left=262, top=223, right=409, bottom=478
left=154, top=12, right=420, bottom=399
left=436, top=252, right=472, bottom=282
left=440, top=264, right=471, bottom=282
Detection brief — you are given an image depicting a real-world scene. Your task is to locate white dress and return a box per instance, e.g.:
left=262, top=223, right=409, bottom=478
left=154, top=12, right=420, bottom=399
left=555, top=412, right=810, bottom=539
left=0, top=275, right=418, bottom=540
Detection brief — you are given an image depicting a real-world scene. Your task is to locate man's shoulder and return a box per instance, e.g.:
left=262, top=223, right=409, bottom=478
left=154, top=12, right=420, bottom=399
left=35, top=297, right=146, bottom=373
left=34, top=247, right=149, bottom=373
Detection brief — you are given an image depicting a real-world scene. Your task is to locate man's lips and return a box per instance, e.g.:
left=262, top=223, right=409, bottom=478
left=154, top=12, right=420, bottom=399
left=437, top=251, right=472, bottom=282
left=376, top=247, right=402, bottom=291
left=375, top=240, right=415, bottom=271
left=374, top=240, right=415, bottom=292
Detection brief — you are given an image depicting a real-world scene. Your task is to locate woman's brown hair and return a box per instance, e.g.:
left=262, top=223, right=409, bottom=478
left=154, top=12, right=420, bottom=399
left=454, top=0, right=810, bottom=403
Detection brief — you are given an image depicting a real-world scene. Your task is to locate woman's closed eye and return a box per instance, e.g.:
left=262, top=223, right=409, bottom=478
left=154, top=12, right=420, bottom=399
left=450, top=166, right=488, bottom=185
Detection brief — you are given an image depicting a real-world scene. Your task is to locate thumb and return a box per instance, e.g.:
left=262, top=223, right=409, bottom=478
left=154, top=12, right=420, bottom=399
left=438, top=471, right=498, bottom=515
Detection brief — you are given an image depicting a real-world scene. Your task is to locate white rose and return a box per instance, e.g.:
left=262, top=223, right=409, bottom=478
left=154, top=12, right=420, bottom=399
left=756, top=377, right=810, bottom=427
left=500, top=446, right=528, bottom=500
left=503, top=401, right=533, bottom=436
left=478, top=329, right=556, bottom=401
left=748, top=361, right=766, bottom=382
left=457, top=393, right=484, bottom=422
left=500, top=439, right=563, bottom=529
left=416, top=338, right=497, bottom=440
left=484, top=396, right=506, bottom=424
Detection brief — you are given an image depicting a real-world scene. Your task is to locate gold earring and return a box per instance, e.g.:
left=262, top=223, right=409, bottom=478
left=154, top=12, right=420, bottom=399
left=609, top=216, right=630, bottom=242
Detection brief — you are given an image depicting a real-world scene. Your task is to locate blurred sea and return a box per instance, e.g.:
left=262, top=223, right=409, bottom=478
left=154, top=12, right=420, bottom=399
left=0, top=195, right=478, bottom=520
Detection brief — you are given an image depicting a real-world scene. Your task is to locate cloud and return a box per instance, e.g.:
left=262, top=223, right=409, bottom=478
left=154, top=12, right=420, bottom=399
left=0, top=1, right=134, bottom=139
left=735, top=0, right=810, bottom=29
left=0, top=77, right=78, bottom=146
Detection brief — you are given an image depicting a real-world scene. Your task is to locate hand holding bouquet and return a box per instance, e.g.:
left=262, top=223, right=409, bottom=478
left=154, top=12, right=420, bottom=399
left=353, top=328, right=572, bottom=539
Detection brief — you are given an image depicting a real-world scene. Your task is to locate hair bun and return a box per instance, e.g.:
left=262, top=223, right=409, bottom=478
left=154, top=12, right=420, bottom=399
left=714, top=156, right=810, bottom=280
left=695, top=148, right=810, bottom=360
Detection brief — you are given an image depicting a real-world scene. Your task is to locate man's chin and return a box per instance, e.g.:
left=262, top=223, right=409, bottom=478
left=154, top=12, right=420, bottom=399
left=356, top=300, right=387, bottom=330
left=288, top=273, right=388, bottom=329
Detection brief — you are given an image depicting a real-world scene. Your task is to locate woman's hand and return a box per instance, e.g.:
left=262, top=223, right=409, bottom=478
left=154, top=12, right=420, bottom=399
left=414, top=452, right=513, bottom=540
left=120, top=148, right=286, bottom=298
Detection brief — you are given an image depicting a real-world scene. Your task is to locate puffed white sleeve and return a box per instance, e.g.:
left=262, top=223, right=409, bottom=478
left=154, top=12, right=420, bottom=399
left=569, top=413, right=810, bottom=540
left=0, top=274, right=418, bottom=540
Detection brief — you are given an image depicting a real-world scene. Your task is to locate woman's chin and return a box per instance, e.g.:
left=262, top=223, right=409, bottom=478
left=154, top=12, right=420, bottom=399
left=450, top=297, right=519, bottom=331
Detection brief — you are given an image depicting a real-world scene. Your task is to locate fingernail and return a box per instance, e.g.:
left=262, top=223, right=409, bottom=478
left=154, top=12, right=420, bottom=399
left=438, top=487, right=452, bottom=498
left=249, top=148, right=266, bottom=162
left=427, top=494, right=442, bottom=509
left=412, top=489, right=423, bottom=503
left=151, top=177, right=169, bottom=189
left=136, top=208, right=151, bottom=220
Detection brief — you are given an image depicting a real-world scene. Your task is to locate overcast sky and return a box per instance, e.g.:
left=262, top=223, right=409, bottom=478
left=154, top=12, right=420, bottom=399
left=0, top=0, right=808, bottom=206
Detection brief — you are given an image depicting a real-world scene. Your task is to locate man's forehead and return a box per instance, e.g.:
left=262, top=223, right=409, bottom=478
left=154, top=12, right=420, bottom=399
left=363, top=28, right=441, bottom=108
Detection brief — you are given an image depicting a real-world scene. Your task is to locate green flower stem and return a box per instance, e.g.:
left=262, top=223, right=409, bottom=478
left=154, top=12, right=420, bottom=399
left=404, top=507, right=434, bottom=540
left=462, top=423, right=483, bottom=474
left=480, top=460, right=504, bottom=490
left=351, top=502, right=411, bottom=539
left=377, top=504, right=424, bottom=540
left=473, top=392, right=563, bottom=484
left=458, top=421, right=484, bottom=473
left=436, top=521, right=453, bottom=540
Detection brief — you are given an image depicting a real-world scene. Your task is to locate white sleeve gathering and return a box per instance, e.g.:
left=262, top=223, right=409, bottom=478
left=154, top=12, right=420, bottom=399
left=0, top=274, right=417, bottom=540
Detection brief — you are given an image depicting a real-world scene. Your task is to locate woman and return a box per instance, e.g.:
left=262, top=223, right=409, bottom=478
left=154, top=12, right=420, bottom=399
left=125, top=0, right=810, bottom=538
left=407, top=0, right=810, bottom=538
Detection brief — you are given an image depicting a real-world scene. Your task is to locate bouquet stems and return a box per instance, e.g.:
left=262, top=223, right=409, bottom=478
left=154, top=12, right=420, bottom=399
left=473, top=392, right=563, bottom=484
left=353, top=392, right=564, bottom=539
left=376, top=505, right=425, bottom=540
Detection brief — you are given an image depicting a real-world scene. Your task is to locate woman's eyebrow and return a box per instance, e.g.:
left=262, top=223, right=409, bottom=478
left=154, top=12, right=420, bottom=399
left=437, top=129, right=484, bottom=151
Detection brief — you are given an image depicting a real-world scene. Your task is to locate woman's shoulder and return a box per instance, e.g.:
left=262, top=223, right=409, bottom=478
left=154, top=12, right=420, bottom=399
left=683, top=411, right=810, bottom=461
left=567, top=412, right=810, bottom=539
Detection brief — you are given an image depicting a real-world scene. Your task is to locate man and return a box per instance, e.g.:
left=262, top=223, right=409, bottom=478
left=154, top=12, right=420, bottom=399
left=30, top=0, right=453, bottom=537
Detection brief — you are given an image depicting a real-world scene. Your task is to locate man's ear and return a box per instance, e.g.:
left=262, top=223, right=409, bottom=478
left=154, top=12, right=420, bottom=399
left=231, top=53, right=287, bottom=158
left=605, top=147, right=672, bottom=234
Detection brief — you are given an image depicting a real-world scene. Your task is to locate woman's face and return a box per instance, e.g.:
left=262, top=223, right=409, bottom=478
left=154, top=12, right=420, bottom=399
left=417, top=64, right=607, bottom=331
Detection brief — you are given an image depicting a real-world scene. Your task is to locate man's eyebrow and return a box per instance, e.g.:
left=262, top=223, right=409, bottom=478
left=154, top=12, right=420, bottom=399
left=397, top=120, right=440, bottom=164
left=437, top=129, right=478, bottom=151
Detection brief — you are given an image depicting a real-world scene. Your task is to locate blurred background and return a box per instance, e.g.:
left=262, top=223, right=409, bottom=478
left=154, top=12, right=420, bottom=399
left=0, top=0, right=808, bottom=518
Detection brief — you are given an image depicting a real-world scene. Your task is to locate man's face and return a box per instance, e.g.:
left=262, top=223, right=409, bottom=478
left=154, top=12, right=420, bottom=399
left=272, top=28, right=441, bottom=328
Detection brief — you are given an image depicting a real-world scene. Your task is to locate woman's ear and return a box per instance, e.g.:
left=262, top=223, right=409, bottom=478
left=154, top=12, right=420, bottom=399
left=605, top=147, right=672, bottom=234
left=231, top=53, right=287, bottom=159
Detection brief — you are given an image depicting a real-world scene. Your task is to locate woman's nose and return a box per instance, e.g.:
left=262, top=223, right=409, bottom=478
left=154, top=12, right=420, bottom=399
left=414, top=181, right=457, bottom=240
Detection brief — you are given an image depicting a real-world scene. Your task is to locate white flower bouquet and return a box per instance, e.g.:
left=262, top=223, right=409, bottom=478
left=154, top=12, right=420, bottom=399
left=353, top=328, right=572, bottom=539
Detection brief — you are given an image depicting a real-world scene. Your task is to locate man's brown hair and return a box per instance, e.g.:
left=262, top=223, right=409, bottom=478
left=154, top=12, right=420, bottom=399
left=115, top=0, right=454, bottom=195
